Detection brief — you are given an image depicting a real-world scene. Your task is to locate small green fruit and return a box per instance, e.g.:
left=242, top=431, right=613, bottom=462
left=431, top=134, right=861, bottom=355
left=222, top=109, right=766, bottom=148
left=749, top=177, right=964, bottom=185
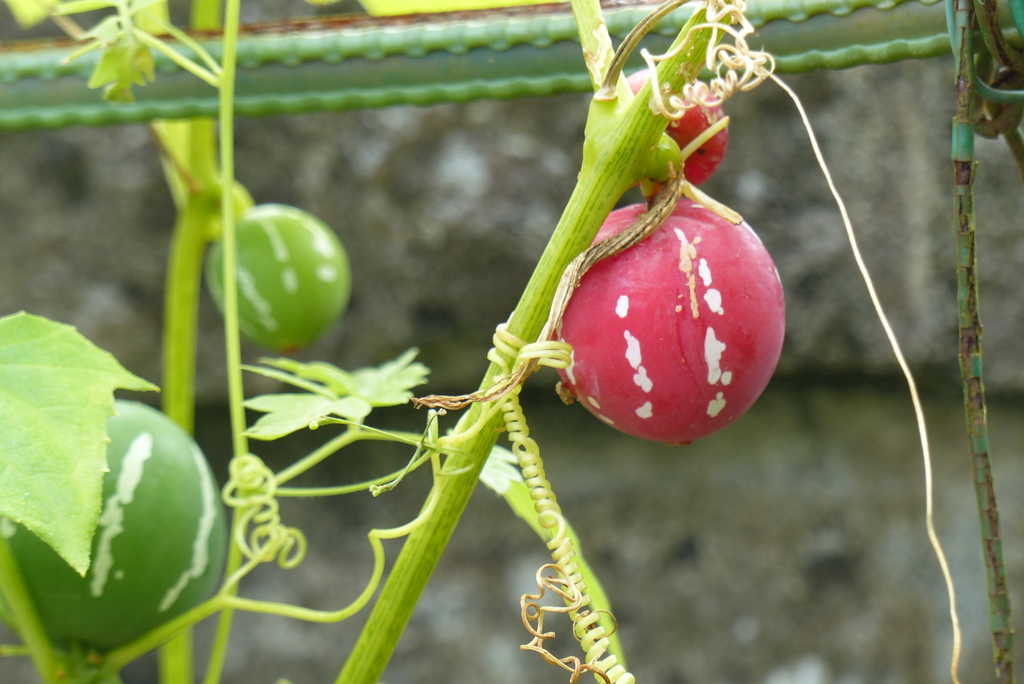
left=206, top=204, right=352, bottom=353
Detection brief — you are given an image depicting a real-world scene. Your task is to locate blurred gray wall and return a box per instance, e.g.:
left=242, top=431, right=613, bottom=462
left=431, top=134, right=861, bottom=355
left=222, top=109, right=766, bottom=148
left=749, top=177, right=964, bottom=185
left=4, top=46, right=1024, bottom=684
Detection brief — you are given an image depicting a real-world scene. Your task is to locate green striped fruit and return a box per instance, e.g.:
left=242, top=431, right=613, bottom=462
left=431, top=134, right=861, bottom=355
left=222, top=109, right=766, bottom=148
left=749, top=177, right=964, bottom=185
left=3, top=400, right=226, bottom=652
left=206, top=204, right=352, bottom=353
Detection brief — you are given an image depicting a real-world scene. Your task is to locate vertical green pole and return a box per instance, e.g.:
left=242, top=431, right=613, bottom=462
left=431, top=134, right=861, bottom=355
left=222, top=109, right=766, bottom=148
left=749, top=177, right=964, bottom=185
left=152, top=3, right=222, bottom=681
left=951, top=1, right=1014, bottom=681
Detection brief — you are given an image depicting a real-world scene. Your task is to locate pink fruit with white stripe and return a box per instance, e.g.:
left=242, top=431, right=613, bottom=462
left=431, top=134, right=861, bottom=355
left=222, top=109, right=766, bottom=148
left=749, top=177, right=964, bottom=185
left=556, top=199, right=784, bottom=444
left=626, top=70, right=728, bottom=186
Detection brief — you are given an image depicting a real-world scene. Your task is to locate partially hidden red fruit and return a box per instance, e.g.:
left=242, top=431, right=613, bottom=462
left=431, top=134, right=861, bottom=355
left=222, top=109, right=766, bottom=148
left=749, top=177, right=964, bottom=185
left=626, top=70, right=729, bottom=185
left=556, top=199, right=785, bottom=445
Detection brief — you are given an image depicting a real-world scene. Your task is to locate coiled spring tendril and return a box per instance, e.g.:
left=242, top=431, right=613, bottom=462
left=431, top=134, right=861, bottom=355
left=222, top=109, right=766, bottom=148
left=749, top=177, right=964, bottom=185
left=488, top=326, right=634, bottom=684
left=221, top=453, right=307, bottom=587
left=643, top=0, right=775, bottom=115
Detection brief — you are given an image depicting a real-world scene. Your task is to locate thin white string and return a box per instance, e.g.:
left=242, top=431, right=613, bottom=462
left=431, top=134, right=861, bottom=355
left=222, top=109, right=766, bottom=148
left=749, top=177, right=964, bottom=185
left=769, top=73, right=963, bottom=684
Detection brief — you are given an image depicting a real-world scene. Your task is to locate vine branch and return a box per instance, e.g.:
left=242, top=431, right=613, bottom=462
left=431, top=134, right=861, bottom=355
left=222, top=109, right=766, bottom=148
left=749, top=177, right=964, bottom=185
left=951, top=0, right=1015, bottom=680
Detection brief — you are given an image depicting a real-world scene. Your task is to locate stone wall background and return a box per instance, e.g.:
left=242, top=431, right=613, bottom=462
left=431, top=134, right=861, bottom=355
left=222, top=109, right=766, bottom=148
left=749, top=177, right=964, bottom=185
left=4, top=27, right=1024, bottom=684
left=6, top=55, right=1024, bottom=395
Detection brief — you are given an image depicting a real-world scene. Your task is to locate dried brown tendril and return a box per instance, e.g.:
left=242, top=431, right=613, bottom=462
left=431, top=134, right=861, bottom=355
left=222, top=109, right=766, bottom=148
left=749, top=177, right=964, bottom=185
left=520, top=564, right=614, bottom=684
left=642, top=0, right=774, bottom=115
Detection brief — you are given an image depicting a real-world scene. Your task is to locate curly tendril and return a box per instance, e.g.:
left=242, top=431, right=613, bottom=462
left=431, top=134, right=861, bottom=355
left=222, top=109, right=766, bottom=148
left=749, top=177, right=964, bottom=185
left=489, top=329, right=633, bottom=684
left=214, top=448, right=448, bottom=624
left=222, top=453, right=307, bottom=571
left=521, top=565, right=615, bottom=684
left=643, top=0, right=774, bottom=116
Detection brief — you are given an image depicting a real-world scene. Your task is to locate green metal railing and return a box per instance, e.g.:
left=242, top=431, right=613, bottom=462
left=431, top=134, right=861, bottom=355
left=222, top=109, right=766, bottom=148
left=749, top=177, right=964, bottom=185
left=0, top=0, right=1020, bottom=130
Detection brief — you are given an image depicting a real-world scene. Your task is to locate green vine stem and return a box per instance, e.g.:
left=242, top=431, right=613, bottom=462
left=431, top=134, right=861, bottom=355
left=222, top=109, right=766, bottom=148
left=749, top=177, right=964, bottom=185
left=951, top=0, right=1015, bottom=680
left=334, top=6, right=713, bottom=683
left=131, top=29, right=221, bottom=87
left=151, top=0, right=222, bottom=434
left=199, top=0, right=248, bottom=677
left=0, top=537, right=61, bottom=684
left=145, top=0, right=224, bottom=673
left=160, top=170, right=217, bottom=433
left=157, top=629, right=194, bottom=684
left=274, top=426, right=425, bottom=487
left=155, top=127, right=222, bottom=684
left=975, top=0, right=1024, bottom=70
left=101, top=598, right=225, bottom=676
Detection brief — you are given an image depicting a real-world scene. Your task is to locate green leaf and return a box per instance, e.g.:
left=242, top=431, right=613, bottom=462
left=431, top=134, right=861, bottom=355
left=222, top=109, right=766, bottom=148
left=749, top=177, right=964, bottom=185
left=501, top=479, right=546, bottom=539
left=102, top=81, right=135, bottom=103
left=256, top=348, right=429, bottom=407
left=132, top=43, right=155, bottom=84
left=2, top=0, right=57, bottom=27
left=0, top=312, right=157, bottom=575
left=81, top=14, right=122, bottom=43
left=243, top=364, right=338, bottom=399
left=63, top=40, right=104, bottom=65
left=346, top=348, right=430, bottom=406
left=261, top=358, right=353, bottom=397
left=86, top=38, right=155, bottom=104
left=243, top=394, right=372, bottom=440
left=478, top=445, right=522, bottom=496
left=88, top=42, right=129, bottom=89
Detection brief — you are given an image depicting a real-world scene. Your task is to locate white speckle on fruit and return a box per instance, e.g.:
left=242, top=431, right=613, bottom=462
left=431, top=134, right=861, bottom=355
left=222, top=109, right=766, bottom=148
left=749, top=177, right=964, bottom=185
left=587, top=396, right=601, bottom=409
left=673, top=228, right=700, bottom=318
left=301, top=222, right=337, bottom=259
left=237, top=267, right=279, bottom=332
left=282, top=267, right=299, bottom=295
left=0, top=519, right=15, bottom=539
left=722, top=371, right=733, bottom=386
left=673, top=228, right=695, bottom=271
left=615, top=295, right=629, bottom=318
left=635, top=402, right=654, bottom=419
left=624, top=331, right=654, bottom=391
left=257, top=216, right=290, bottom=263
left=114, top=569, right=124, bottom=580
left=91, top=432, right=154, bottom=598
left=707, top=392, right=727, bottom=417
left=159, top=444, right=220, bottom=612
left=704, top=288, right=724, bottom=315
left=316, top=264, right=337, bottom=283
left=633, top=367, right=653, bottom=393
left=698, top=258, right=712, bottom=286
left=704, top=327, right=727, bottom=385
left=598, top=414, right=616, bottom=426
left=675, top=305, right=683, bottom=312
left=624, top=330, right=642, bottom=369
